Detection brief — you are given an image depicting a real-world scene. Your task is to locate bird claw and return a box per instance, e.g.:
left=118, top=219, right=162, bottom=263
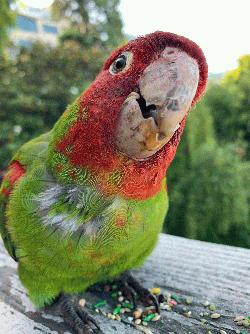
left=116, top=271, right=160, bottom=314
left=119, top=280, right=137, bottom=308
left=58, top=293, right=102, bottom=334
left=143, top=291, right=160, bottom=314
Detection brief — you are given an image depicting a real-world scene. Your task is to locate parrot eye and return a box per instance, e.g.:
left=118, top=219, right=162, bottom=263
left=114, top=56, right=126, bottom=71
left=109, top=52, right=133, bottom=75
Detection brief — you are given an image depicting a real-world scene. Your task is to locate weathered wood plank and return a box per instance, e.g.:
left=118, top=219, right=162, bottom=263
left=0, top=234, right=249, bottom=334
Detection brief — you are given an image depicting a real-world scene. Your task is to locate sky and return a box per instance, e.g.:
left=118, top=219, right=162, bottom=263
left=21, top=0, right=250, bottom=73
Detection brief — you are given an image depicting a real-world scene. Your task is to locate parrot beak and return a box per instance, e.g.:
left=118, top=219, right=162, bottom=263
left=115, top=46, right=199, bottom=160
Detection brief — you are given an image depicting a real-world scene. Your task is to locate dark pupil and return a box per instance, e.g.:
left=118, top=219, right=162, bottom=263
left=114, top=56, right=126, bottom=71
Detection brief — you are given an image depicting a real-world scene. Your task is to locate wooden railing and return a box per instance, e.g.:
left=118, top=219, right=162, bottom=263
left=0, top=234, right=249, bottom=333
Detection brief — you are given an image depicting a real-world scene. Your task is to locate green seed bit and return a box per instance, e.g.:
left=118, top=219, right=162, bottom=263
left=209, top=303, right=216, bottom=311
left=171, top=294, right=181, bottom=303
left=122, top=302, right=134, bottom=309
left=186, top=297, right=193, bottom=304
left=113, top=306, right=122, bottom=315
left=94, top=300, right=107, bottom=308
left=143, top=313, right=157, bottom=322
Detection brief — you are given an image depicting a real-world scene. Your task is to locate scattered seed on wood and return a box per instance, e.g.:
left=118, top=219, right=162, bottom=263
left=145, top=306, right=156, bottom=311
left=209, top=303, right=216, bottom=311
left=133, top=310, right=142, bottom=319
left=161, top=304, right=172, bottom=311
left=200, top=319, right=207, bottom=324
left=171, top=294, right=181, bottom=303
left=94, top=300, right=107, bottom=308
left=143, top=313, right=156, bottom=322
left=118, top=296, right=124, bottom=302
left=203, top=301, right=210, bottom=307
left=164, top=292, right=171, bottom=299
left=113, top=306, right=121, bottom=315
left=151, top=287, right=161, bottom=295
left=152, top=314, right=161, bottom=321
left=135, top=319, right=142, bottom=325
left=242, top=320, right=249, bottom=327
left=237, top=321, right=244, bottom=326
left=210, top=313, right=221, bottom=319
left=122, top=301, right=133, bottom=309
left=168, top=300, right=177, bottom=306
left=123, top=307, right=132, bottom=313
left=186, top=297, right=193, bottom=304
left=220, top=330, right=227, bottom=334
left=142, top=321, right=148, bottom=326
left=78, top=298, right=86, bottom=307
left=184, top=311, right=192, bottom=318
left=164, top=305, right=171, bottom=310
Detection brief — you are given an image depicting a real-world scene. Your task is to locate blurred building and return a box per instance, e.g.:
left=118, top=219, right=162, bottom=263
left=10, top=6, right=63, bottom=47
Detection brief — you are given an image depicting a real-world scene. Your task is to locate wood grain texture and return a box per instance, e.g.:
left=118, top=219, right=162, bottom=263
left=0, top=234, right=249, bottom=334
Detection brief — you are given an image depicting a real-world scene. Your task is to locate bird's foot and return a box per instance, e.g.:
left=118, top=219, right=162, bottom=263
left=116, top=271, right=160, bottom=314
left=58, top=293, right=102, bottom=334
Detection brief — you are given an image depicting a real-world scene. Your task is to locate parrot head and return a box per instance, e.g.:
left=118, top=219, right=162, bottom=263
left=54, top=31, right=208, bottom=199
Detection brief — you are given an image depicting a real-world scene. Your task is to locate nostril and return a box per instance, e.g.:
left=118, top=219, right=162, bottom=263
left=136, top=93, right=157, bottom=120
left=136, top=93, right=146, bottom=112
left=145, top=104, right=157, bottom=119
left=136, top=93, right=158, bottom=126
left=167, top=50, right=175, bottom=55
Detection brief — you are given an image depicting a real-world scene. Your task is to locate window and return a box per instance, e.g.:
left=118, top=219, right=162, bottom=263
left=42, top=24, right=58, bottom=34
left=16, top=39, right=32, bottom=48
left=16, top=15, right=38, bottom=33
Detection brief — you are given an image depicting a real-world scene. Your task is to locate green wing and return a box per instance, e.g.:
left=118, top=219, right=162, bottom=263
left=0, top=132, right=51, bottom=261
left=0, top=194, right=18, bottom=260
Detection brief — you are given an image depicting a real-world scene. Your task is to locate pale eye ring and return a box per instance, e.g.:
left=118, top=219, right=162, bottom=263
left=109, top=52, right=133, bottom=75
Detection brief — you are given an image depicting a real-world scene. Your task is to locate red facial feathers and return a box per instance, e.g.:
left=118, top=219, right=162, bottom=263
left=56, top=31, right=208, bottom=200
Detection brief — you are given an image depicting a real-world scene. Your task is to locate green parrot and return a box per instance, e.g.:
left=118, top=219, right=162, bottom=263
left=0, top=31, right=207, bottom=333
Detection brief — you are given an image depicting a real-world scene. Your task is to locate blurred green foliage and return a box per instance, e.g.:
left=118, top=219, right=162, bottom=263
left=0, top=42, right=95, bottom=165
left=0, top=0, right=249, bottom=247
left=52, top=0, right=125, bottom=49
left=0, top=0, right=125, bottom=170
left=204, top=55, right=250, bottom=159
left=0, top=0, right=15, bottom=52
left=166, top=55, right=250, bottom=248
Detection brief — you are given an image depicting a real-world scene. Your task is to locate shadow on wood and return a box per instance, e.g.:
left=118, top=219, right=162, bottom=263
left=0, top=234, right=249, bottom=334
